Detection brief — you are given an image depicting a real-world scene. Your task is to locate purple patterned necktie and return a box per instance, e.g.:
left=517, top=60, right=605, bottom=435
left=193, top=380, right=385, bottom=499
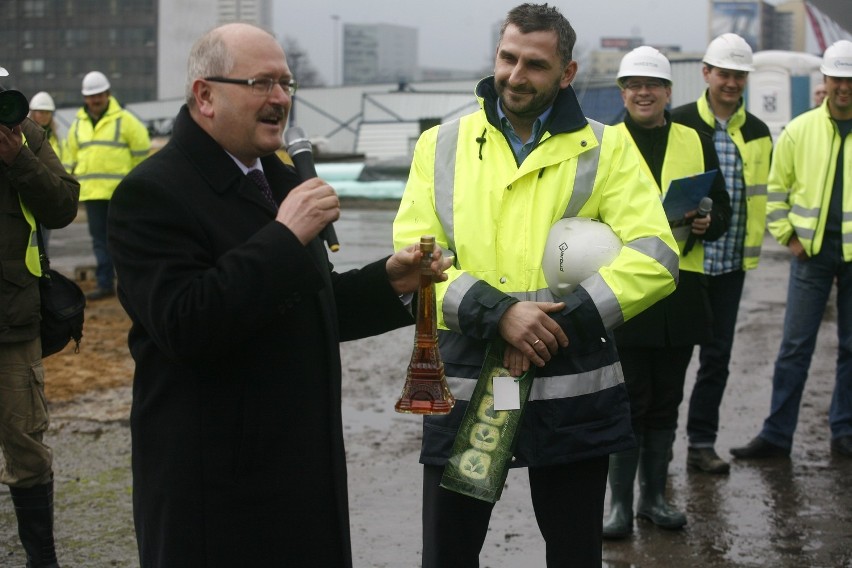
left=247, top=168, right=277, bottom=208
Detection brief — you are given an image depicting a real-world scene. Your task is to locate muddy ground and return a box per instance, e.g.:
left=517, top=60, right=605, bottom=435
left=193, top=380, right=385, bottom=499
left=1, top=208, right=850, bottom=567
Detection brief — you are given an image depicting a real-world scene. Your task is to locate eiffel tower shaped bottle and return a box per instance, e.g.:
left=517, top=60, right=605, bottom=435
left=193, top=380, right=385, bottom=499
left=395, top=236, right=455, bottom=414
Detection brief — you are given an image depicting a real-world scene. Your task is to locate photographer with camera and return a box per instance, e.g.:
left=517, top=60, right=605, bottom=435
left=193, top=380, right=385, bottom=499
left=0, top=64, right=80, bottom=567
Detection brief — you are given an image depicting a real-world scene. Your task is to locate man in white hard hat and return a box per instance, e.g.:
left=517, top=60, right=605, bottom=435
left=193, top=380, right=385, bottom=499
left=0, top=61, right=80, bottom=568
left=732, top=39, right=852, bottom=460
left=602, top=46, right=731, bottom=539
left=66, top=70, right=150, bottom=300
left=28, top=92, right=63, bottom=162
left=671, top=33, right=772, bottom=473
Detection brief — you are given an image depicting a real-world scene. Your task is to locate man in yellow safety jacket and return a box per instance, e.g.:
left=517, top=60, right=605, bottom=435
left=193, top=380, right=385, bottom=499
left=66, top=70, right=150, bottom=300
left=671, top=33, right=772, bottom=473
left=732, top=40, right=852, bottom=460
left=392, top=5, right=678, bottom=566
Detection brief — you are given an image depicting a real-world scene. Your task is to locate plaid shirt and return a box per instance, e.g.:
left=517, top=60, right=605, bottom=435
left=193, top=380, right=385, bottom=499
left=704, top=118, right=747, bottom=275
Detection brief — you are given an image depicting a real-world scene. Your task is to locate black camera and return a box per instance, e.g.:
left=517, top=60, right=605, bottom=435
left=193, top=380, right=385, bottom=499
left=0, top=87, right=29, bottom=127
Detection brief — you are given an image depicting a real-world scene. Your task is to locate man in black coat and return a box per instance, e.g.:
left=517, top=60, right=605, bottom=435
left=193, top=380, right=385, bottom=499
left=604, top=46, right=731, bottom=540
left=107, top=23, right=449, bottom=567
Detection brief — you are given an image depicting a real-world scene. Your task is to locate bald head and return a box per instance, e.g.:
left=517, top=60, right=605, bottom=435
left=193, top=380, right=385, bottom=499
left=185, top=23, right=280, bottom=107
left=184, top=22, right=292, bottom=165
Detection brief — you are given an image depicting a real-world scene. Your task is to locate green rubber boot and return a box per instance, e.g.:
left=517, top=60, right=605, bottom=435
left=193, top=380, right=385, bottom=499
left=637, top=429, right=686, bottom=530
left=602, top=445, right=640, bottom=539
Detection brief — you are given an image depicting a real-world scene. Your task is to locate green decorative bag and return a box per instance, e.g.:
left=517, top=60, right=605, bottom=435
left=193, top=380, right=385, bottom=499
left=440, top=339, right=534, bottom=503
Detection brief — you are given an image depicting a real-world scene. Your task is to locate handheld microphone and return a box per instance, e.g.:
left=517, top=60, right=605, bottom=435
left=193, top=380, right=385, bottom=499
left=682, top=196, right=712, bottom=256
left=284, top=126, right=340, bottom=252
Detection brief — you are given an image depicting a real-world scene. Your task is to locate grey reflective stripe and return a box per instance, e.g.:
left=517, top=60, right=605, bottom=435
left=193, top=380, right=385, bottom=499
left=132, top=149, right=149, bottom=157
left=78, top=140, right=130, bottom=150
left=75, top=173, right=127, bottom=181
left=583, top=273, right=624, bottom=329
left=434, top=119, right=461, bottom=251
left=797, top=226, right=816, bottom=239
left=747, top=183, right=767, bottom=197
left=562, top=119, right=605, bottom=218
left=792, top=204, right=820, bottom=218
left=744, top=245, right=762, bottom=258
left=529, top=362, right=623, bottom=401
left=844, top=233, right=852, bottom=245
left=114, top=117, right=122, bottom=142
left=628, top=236, right=679, bottom=282
left=443, top=272, right=478, bottom=332
left=767, top=209, right=788, bottom=223
left=767, top=192, right=788, bottom=203
left=844, top=212, right=852, bottom=222
left=446, top=360, right=624, bottom=402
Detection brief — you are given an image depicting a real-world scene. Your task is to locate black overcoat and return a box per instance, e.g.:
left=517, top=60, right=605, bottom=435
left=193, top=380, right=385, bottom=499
left=107, top=106, right=412, bottom=567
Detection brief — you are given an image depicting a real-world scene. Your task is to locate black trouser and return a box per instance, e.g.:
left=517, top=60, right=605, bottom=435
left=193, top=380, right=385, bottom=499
left=687, top=269, right=746, bottom=446
left=422, top=457, right=608, bottom=568
left=618, top=345, right=695, bottom=432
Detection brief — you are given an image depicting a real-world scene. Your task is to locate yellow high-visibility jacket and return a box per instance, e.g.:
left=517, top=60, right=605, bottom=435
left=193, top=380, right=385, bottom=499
left=66, top=96, right=150, bottom=201
left=767, top=102, right=852, bottom=260
left=672, top=91, right=772, bottom=270
left=615, top=114, right=731, bottom=348
left=392, top=78, right=679, bottom=466
left=616, top=119, right=729, bottom=274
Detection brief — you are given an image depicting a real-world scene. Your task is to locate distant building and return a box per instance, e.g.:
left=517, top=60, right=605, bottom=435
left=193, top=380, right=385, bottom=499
left=710, top=0, right=852, bottom=53
left=0, top=0, right=271, bottom=109
left=342, top=23, right=418, bottom=85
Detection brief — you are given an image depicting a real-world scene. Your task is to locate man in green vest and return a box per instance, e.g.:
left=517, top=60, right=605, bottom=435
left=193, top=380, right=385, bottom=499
left=672, top=33, right=772, bottom=474
left=393, top=5, right=679, bottom=565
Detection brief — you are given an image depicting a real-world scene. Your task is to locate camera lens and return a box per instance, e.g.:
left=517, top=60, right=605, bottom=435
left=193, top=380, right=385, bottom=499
left=0, top=89, right=30, bottom=127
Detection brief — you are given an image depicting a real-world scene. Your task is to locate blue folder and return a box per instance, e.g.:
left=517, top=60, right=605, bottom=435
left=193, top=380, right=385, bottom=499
left=662, top=169, right=717, bottom=224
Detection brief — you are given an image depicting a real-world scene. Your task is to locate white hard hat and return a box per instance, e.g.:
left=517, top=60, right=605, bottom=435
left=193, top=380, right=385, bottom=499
left=617, top=46, right=672, bottom=86
left=81, top=71, right=111, bottom=96
left=29, top=91, right=56, bottom=112
left=820, top=40, right=852, bottom=78
left=0, top=66, right=8, bottom=77
left=541, top=217, right=623, bottom=297
left=703, top=33, right=755, bottom=72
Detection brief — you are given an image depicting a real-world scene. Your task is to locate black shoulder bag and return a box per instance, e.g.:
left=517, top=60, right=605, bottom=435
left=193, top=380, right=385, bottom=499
left=36, top=226, right=85, bottom=357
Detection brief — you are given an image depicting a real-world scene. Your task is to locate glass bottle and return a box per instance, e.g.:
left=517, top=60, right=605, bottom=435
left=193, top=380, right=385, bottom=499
left=395, top=235, right=455, bottom=415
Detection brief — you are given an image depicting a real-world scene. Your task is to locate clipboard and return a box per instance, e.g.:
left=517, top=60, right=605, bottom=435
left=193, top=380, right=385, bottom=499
left=662, top=169, right=717, bottom=224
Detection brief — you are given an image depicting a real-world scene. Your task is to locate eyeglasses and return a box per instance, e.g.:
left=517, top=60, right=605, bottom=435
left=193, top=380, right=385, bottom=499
left=623, top=80, right=666, bottom=92
left=204, top=76, right=298, bottom=96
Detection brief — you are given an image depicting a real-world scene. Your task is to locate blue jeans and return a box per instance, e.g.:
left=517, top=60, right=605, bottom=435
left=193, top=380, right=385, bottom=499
left=687, top=270, right=746, bottom=447
left=760, top=233, right=852, bottom=448
left=85, top=200, right=114, bottom=291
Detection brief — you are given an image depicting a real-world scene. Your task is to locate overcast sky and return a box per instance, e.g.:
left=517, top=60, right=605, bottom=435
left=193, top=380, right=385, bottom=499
left=273, top=0, right=781, bottom=85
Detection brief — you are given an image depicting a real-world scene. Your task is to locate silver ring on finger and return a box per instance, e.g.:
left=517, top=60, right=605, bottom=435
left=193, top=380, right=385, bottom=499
left=532, top=339, right=541, bottom=346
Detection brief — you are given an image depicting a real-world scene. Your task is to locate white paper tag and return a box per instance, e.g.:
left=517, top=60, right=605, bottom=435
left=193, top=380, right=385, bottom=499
left=493, top=376, right=521, bottom=410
